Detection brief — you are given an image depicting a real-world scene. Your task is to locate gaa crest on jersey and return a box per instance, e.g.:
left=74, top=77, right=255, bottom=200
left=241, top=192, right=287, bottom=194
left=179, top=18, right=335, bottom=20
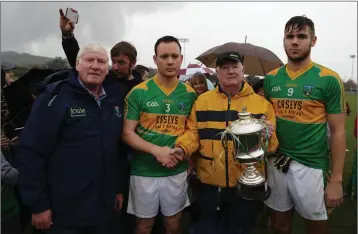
left=303, top=85, right=315, bottom=96
left=178, top=101, right=185, bottom=112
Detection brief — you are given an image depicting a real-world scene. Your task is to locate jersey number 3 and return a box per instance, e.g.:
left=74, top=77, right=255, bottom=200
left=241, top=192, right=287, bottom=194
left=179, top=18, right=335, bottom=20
left=287, top=88, right=294, bottom=96
left=165, top=104, right=171, bottom=112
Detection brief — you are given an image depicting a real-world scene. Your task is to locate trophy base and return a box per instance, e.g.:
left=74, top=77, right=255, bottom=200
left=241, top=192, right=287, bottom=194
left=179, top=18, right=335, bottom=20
left=237, top=181, right=271, bottom=201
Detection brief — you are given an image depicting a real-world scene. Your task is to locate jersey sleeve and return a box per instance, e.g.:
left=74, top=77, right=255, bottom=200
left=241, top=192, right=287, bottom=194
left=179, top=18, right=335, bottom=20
left=124, top=89, right=141, bottom=121
left=325, top=76, right=346, bottom=114
left=263, top=75, right=271, bottom=101
left=175, top=94, right=199, bottom=157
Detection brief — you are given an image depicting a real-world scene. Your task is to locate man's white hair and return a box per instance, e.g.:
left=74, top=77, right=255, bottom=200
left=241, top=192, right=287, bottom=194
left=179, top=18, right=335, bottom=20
left=76, top=43, right=109, bottom=62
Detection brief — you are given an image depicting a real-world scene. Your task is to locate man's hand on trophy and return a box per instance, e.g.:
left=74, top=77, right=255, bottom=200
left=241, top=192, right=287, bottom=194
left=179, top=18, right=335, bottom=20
left=260, top=116, right=274, bottom=140
left=59, top=9, right=75, bottom=34
left=151, top=145, right=178, bottom=168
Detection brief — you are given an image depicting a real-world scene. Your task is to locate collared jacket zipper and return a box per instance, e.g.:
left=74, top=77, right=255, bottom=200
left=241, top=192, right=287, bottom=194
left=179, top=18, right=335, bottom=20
left=225, top=96, right=231, bottom=188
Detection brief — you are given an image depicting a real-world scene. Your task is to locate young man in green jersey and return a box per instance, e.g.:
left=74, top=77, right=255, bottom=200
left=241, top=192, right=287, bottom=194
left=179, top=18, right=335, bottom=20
left=263, top=16, right=346, bottom=234
left=122, top=36, right=198, bottom=234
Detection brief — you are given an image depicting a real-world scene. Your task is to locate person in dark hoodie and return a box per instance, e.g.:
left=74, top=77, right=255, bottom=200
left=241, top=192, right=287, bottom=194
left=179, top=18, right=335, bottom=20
left=59, top=9, right=142, bottom=95
left=16, top=43, right=127, bottom=234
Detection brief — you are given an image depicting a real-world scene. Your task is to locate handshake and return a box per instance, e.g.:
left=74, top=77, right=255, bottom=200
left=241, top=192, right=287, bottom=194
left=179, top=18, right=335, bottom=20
left=151, top=145, right=186, bottom=168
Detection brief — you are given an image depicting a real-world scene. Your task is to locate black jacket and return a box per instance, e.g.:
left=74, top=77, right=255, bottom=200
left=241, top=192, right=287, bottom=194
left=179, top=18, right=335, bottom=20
left=62, top=35, right=142, bottom=95
left=16, top=69, right=128, bottom=228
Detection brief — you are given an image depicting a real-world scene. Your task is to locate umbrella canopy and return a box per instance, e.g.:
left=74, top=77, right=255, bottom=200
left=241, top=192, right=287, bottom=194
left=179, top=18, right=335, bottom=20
left=178, top=63, right=215, bottom=76
left=179, top=74, right=191, bottom=82
left=196, top=42, right=284, bottom=76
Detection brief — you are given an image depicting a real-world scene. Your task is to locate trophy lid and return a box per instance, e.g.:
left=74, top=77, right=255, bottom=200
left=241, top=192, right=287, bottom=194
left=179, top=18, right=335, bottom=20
left=230, top=106, right=265, bottom=135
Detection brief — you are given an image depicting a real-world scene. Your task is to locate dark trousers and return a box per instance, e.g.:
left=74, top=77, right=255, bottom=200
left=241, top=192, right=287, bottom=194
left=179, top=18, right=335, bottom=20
left=1, top=214, right=22, bottom=234
left=44, top=226, right=109, bottom=234
left=190, top=183, right=262, bottom=234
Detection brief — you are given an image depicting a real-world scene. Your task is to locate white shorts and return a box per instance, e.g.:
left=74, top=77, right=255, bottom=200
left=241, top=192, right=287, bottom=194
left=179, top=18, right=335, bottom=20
left=127, top=171, right=190, bottom=218
left=264, top=158, right=328, bottom=221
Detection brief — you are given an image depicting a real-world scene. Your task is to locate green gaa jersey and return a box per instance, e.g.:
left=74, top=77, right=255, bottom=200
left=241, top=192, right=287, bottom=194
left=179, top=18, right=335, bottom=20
left=124, top=76, right=197, bottom=177
left=264, top=62, right=346, bottom=170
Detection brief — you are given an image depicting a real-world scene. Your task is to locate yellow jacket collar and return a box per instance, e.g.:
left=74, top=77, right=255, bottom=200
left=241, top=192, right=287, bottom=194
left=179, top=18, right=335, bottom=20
left=215, top=81, right=255, bottom=99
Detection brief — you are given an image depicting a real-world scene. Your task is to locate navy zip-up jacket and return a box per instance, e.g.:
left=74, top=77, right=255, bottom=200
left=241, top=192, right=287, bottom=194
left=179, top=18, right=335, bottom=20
left=16, top=69, right=127, bottom=228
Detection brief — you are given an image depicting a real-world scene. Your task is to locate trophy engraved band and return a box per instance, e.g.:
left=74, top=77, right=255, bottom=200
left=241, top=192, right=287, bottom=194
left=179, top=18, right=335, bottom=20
left=221, top=107, right=271, bottom=201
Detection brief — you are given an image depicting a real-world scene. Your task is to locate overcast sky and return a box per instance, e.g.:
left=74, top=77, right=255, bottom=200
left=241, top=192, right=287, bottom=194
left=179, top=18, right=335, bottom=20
left=1, top=2, right=357, bottom=81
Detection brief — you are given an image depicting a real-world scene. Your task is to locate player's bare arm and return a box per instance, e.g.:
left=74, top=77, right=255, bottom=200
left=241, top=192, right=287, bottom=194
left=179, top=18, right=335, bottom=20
left=122, top=119, right=178, bottom=167
left=325, top=113, right=346, bottom=208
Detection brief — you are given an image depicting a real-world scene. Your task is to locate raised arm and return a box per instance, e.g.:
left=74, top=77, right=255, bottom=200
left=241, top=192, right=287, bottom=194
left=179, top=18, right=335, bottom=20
left=59, top=9, right=79, bottom=68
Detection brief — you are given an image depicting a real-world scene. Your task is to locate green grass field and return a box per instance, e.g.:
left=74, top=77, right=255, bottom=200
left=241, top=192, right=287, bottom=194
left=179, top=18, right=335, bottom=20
left=252, top=93, right=357, bottom=234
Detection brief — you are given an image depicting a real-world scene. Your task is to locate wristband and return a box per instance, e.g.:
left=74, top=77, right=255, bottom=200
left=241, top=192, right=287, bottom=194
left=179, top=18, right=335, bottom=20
left=61, top=32, right=74, bottom=39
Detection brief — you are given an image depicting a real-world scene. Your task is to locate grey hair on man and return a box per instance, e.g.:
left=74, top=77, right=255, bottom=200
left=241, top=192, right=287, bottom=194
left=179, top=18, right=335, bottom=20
left=76, top=43, right=109, bottom=63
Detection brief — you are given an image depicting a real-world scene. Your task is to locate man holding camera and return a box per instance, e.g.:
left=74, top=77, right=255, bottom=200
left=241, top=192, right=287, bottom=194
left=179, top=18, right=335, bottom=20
left=59, top=9, right=142, bottom=95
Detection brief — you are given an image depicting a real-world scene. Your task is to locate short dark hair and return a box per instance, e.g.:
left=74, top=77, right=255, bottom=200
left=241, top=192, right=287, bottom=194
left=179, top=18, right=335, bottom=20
left=154, top=36, right=182, bottom=55
left=252, top=79, right=264, bottom=94
left=285, top=15, right=315, bottom=36
left=110, top=41, right=137, bottom=63
left=133, top=65, right=149, bottom=77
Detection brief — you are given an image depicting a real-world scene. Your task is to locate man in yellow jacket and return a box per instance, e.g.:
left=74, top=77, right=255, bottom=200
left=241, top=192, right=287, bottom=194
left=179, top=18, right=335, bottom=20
left=178, top=51, right=279, bottom=234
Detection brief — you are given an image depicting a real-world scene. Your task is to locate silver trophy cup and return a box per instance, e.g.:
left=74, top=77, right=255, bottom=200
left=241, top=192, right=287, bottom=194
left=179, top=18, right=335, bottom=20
left=224, top=107, right=271, bottom=201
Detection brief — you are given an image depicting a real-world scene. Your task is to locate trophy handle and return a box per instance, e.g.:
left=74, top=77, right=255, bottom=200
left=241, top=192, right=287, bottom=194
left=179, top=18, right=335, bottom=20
left=259, top=120, right=269, bottom=152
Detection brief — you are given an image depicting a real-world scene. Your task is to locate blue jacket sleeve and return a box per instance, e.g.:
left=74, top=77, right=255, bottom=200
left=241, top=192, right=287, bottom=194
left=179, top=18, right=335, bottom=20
left=16, top=91, right=66, bottom=214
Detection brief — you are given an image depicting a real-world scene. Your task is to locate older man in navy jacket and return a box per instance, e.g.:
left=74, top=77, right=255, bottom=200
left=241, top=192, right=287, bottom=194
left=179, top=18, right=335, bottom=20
left=16, top=43, right=127, bottom=234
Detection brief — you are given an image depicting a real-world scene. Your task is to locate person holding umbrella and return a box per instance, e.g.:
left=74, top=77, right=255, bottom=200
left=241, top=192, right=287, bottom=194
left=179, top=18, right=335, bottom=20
left=263, top=16, right=346, bottom=234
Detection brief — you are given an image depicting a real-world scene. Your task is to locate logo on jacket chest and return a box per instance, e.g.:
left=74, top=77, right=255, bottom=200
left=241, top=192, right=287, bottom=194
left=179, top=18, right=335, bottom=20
left=70, top=107, right=87, bottom=117
left=114, top=105, right=122, bottom=118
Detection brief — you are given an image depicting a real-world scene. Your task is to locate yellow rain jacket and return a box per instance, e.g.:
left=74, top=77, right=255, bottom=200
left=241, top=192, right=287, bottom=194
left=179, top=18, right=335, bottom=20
left=177, top=82, right=278, bottom=188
